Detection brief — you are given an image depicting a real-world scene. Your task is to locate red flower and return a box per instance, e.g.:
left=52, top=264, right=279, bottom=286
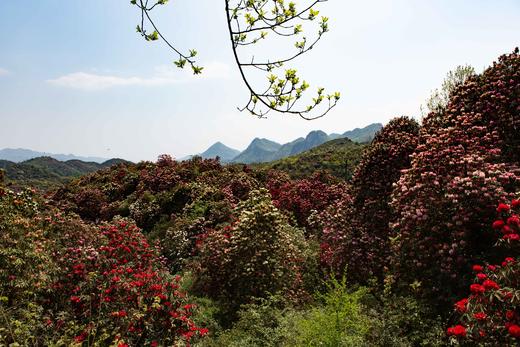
left=508, top=324, right=520, bottom=338
left=473, top=312, right=487, bottom=321
left=483, top=279, right=500, bottom=291
left=512, top=199, right=520, bottom=209
left=506, top=310, right=516, bottom=320
left=487, top=265, right=497, bottom=271
left=447, top=325, right=467, bottom=337
left=504, top=233, right=520, bottom=241
left=476, top=273, right=487, bottom=281
left=497, top=203, right=511, bottom=213
left=507, top=216, right=520, bottom=226
left=70, top=296, right=81, bottom=304
left=472, top=265, right=484, bottom=272
left=454, top=298, right=468, bottom=313
left=470, top=284, right=485, bottom=295
left=74, top=332, right=87, bottom=343
left=199, top=327, right=209, bottom=336
left=492, top=220, right=505, bottom=229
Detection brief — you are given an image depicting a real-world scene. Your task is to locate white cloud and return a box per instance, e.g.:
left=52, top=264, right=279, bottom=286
left=0, top=68, right=9, bottom=76
left=47, top=62, right=232, bottom=91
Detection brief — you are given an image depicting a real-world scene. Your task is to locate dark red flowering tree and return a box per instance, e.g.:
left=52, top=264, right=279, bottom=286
left=391, top=49, right=520, bottom=304
left=448, top=199, right=520, bottom=345
left=317, top=117, right=420, bottom=282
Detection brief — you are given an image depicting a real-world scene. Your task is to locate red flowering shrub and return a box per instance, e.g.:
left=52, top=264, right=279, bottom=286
left=193, top=189, right=311, bottom=309
left=448, top=200, right=519, bottom=345
left=50, top=219, right=206, bottom=345
left=391, top=49, right=520, bottom=302
left=317, top=117, right=419, bottom=282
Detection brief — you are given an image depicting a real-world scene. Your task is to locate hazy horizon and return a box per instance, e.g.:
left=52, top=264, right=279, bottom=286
left=1, top=0, right=519, bottom=161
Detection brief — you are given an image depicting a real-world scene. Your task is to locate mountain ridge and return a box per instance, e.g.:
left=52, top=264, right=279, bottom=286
left=188, top=123, right=382, bottom=165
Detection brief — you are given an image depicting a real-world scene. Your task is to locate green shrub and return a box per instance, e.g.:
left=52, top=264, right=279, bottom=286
left=284, top=277, right=370, bottom=347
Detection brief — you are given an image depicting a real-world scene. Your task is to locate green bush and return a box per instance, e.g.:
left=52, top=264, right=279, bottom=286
left=201, top=277, right=372, bottom=347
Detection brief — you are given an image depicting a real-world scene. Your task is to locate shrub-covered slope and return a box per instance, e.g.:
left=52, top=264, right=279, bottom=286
left=258, top=137, right=366, bottom=179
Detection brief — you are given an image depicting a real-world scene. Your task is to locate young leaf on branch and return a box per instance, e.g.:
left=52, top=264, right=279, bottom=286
left=132, top=0, right=339, bottom=119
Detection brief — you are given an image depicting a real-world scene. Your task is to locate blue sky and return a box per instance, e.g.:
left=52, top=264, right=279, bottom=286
left=0, top=0, right=519, bottom=161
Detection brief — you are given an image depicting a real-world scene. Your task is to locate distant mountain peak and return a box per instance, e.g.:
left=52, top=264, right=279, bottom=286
left=200, top=142, right=240, bottom=162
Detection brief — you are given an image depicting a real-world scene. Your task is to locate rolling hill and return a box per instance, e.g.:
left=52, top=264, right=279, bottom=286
left=0, top=156, right=130, bottom=190
left=256, top=137, right=367, bottom=180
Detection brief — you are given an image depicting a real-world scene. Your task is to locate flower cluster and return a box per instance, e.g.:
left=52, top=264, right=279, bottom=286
left=448, top=200, right=519, bottom=344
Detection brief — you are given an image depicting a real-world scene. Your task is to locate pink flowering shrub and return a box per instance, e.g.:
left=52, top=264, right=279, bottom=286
left=447, top=200, right=519, bottom=344
left=391, top=49, right=520, bottom=302
left=268, top=171, right=347, bottom=231
left=318, top=117, right=419, bottom=282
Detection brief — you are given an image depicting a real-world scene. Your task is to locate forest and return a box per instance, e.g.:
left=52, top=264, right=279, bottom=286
left=0, top=48, right=519, bottom=346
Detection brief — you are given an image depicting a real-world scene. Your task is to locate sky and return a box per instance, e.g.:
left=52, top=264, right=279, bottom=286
left=0, top=0, right=519, bottom=162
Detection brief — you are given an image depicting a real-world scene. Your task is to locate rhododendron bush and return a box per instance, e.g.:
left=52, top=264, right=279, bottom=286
left=268, top=171, right=347, bottom=231
left=0, top=184, right=204, bottom=345
left=50, top=219, right=206, bottom=345
left=318, top=117, right=419, bottom=282
left=194, top=189, right=312, bottom=309
left=447, top=199, right=519, bottom=345
left=391, top=49, right=520, bottom=302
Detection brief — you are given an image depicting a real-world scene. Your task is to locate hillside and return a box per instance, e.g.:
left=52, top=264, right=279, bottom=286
left=0, top=156, right=130, bottom=190
left=257, top=137, right=367, bottom=179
